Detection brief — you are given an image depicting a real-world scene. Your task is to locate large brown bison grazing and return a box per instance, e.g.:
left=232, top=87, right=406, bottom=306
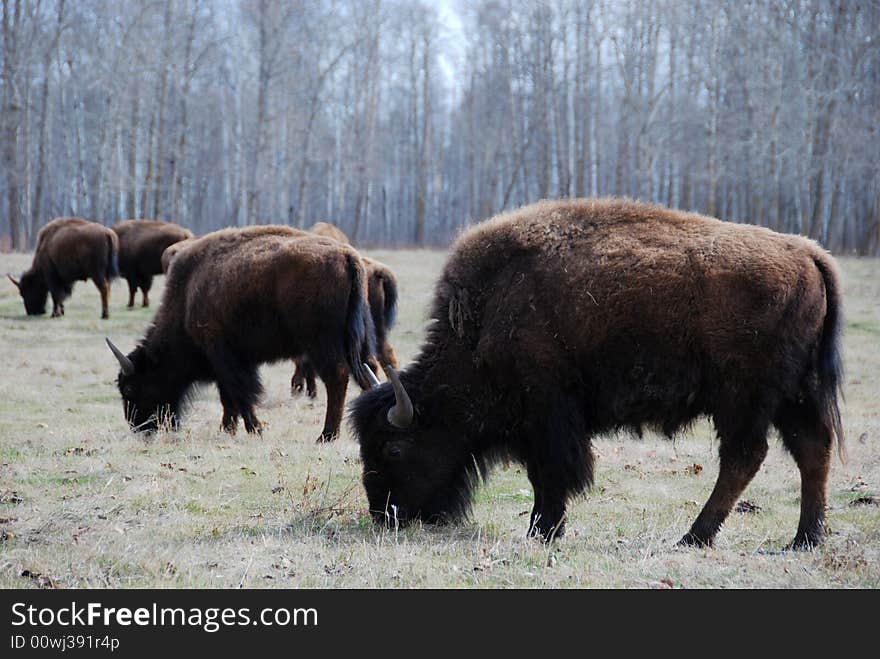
left=113, top=219, right=193, bottom=307
left=351, top=198, right=844, bottom=550
left=291, top=223, right=399, bottom=397
left=8, top=217, right=119, bottom=319
left=106, top=226, right=376, bottom=441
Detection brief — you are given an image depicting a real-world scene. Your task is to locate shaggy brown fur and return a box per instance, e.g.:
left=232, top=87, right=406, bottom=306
left=309, top=221, right=350, bottom=244
left=291, top=224, right=399, bottom=397
left=113, top=219, right=193, bottom=307
left=351, top=198, right=844, bottom=550
left=109, top=225, right=376, bottom=441
left=9, top=217, right=119, bottom=319
left=160, top=238, right=196, bottom=274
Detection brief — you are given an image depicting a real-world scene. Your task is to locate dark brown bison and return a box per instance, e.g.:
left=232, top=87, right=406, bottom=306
left=160, top=237, right=196, bottom=274
left=351, top=198, right=844, bottom=551
left=8, top=217, right=119, bottom=319
left=291, top=223, right=399, bottom=397
left=113, top=219, right=193, bottom=308
left=106, top=225, right=376, bottom=441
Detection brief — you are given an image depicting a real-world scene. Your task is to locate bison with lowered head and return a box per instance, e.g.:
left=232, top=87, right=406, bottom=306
left=351, top=198, right=844, bottom=550
left=8, top=217, right=119, bottom=319
left=113, top=219, right=193, bottom=308
left=292, top=222, right=399, bottom=397
left=107, top=225, right=376, bottom=441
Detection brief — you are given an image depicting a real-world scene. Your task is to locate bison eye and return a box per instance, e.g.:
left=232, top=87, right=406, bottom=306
left=383, top=442, right=406, bottom=460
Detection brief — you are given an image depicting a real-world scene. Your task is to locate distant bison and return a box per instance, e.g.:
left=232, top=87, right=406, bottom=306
left=107, top=225, right=375, bottom=441
left=309, top=221, right=349, bottom=244
left=112, top=219, right=193, bottom=307
left=351, top=198, right=844, bottom=550
left=160, top=238, right=196, bottom=274
left=291, top=223, right=399, bottom=397
left=8, top=217, right=119, bottom=319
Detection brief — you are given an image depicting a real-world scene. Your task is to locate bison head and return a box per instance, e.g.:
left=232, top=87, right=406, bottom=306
left=106, top=338, right=181, bottom=433
left=351, top=364, right=476, bottom=528
left=9, top=271, right=48, bottom=315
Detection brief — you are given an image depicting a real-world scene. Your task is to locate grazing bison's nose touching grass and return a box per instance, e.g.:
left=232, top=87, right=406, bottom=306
left=349, top=198, right=845, bottom=551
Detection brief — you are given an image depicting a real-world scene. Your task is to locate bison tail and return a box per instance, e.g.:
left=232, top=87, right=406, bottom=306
left=382, top=271, right=398, bottom=330
left=106, top=232, right=120, bottom=280
left=813, top=253, right=845, bottom=462
left=345, top=252, right=377, bottom=387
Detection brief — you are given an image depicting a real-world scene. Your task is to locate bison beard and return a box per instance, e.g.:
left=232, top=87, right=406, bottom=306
left=350, top=198, right=845, bottom=550
left=108, top=226, right=376, bottom=442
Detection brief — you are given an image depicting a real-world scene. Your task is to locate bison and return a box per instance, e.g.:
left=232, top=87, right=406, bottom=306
left=8, top=217, right=119, bottom=319
left=160, top=238, right=196, bottom=274
left=106, top=225, right=376, bottom=441
left=351, top=198, right=844, bottom=551
left=112, top=219, right=193, bottom=308
left=291, top=223, right=399, bottom=397
left=309, top=221, right=350, bottom=244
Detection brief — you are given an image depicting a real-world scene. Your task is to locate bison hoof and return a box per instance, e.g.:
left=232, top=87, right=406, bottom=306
left=528, top=519, right=566, bottom=543
left=307, top=388, right=317, bottom=399
left=676, top=532, right=713, bottom=548
left=784, top=531, right=824, bottom=551
left=316, top=432, right=338, bottom=444
left=244, top=420, right=263, bottom=435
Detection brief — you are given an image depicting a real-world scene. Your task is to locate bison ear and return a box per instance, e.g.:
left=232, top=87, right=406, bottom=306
left=7, top=274, right=20, bottom=291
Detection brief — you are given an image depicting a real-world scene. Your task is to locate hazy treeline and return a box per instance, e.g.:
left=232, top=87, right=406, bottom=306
left=1, top=0, right=878, bottom=251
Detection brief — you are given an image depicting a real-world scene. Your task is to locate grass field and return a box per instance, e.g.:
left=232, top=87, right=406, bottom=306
left=0, top=250, right=877, bottom=589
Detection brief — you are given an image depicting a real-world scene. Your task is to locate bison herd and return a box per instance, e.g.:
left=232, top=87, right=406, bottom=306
left=7, top=198, right=846, bottom=551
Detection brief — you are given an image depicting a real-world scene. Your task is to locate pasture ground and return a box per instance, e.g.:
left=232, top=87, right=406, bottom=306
left=0, top=251, right=878, bottom=588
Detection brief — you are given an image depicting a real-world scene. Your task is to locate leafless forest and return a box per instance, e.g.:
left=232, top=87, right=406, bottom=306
left=1, top=0, right=878, bottom=251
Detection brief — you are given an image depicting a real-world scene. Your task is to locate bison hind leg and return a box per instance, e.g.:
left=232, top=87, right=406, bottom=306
left=679, top=402, right=771, bottom=548
left=774, top=399, right=833, bottom=550
left=138, top=274, right=153, bottom=307
left=126, top=278, right=137, bottom=308
left=313, top=361, right=349, bottom=443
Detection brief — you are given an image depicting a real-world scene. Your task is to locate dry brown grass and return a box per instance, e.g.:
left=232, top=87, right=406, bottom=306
left=0, top=250, right=877, bottom=588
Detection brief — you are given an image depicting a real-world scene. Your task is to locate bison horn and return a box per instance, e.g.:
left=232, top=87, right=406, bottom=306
left=105, top=337, right=135, bottom=375
left=363, top=363, right=381, bottom=388
left=382, top=364, right=414, bottom=429
left=7, top=274, right=20, bottom=290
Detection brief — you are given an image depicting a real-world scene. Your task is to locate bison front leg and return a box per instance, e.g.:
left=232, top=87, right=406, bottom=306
left=291, top=359, right=318, bottom=398
left=679, top=425, right=769, bottom=548
left=315, top=363, right=349, bottom=443
left=209, top=346, right=264, bottom=437
left=526, top=463, right=568, bottom=542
